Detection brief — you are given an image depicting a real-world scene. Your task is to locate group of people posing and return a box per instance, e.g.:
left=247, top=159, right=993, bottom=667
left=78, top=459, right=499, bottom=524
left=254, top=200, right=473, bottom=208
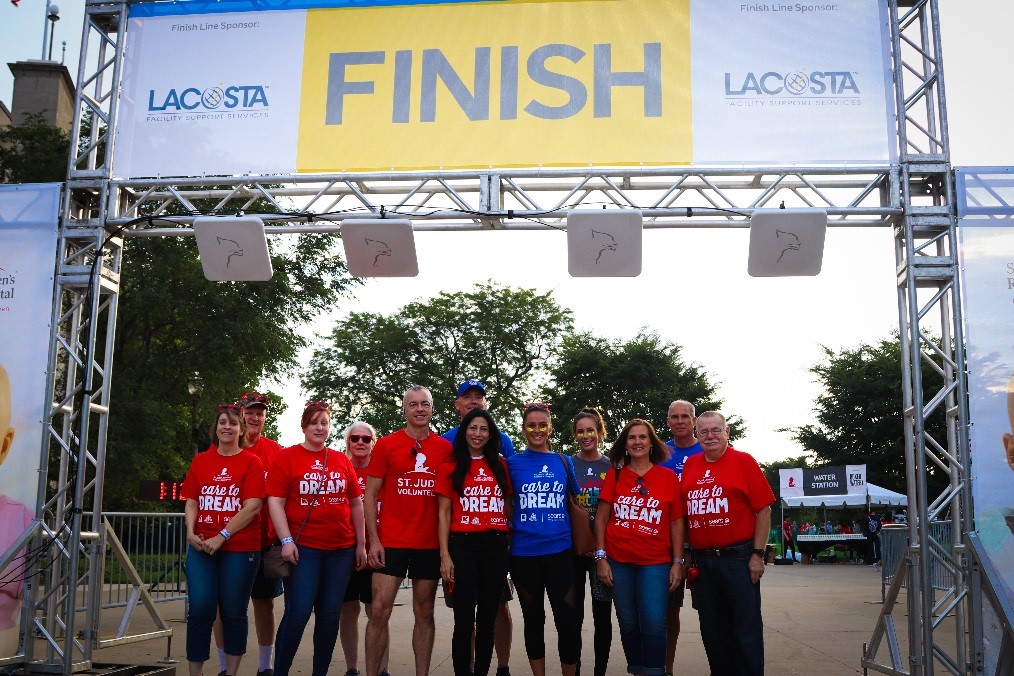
left=181, top=380, right=776, bottom=676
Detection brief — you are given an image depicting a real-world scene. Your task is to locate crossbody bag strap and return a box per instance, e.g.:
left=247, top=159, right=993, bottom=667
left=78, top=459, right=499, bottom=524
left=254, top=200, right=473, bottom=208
left=292, top=447, right=328, bottom=543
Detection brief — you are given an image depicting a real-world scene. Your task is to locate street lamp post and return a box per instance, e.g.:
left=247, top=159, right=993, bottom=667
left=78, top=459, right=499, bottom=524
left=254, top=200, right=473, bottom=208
left=42, top=1, right=59, bottom=60
left=187, top=374, right=204, bottom=457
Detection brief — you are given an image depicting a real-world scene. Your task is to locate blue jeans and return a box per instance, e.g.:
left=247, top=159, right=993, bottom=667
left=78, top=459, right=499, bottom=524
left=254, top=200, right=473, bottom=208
left=691, top=549, right=764, bottom=675
left=608, top=559, right=669, bottom=676
left=273, top=544, right=356, bottom=676
left=185, top=546, right=260, bottom=662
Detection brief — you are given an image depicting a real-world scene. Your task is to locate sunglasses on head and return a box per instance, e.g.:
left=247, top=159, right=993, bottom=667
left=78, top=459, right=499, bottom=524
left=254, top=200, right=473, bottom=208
left=218, top=403, right=242, bottom=414
left=349, top=434, right=373, bottom=443
left=635, top=476, right=649, bottom=496
left=304, top=400, right=331, bottom=411
left=239, top=392, right=269, bottom=406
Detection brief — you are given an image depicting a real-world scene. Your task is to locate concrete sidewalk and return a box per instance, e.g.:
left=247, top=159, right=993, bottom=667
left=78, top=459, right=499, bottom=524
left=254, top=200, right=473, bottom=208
left=93, top=561, right=893, bottom=675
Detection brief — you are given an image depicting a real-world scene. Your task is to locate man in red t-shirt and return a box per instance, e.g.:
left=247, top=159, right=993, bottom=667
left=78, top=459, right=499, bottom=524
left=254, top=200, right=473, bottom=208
left=364, top=385, right=453, bottom=676
left=680, top=411, right=774, bottom=676
left=210, top=392, right=283, bottom=676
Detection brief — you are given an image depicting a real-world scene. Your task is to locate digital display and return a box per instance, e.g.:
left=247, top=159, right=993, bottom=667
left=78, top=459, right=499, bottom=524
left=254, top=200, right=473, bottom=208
left=139, top=480, right=186, bottom=502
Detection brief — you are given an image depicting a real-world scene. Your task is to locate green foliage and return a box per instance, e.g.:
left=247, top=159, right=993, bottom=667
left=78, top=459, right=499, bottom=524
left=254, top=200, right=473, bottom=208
left=782, top=335, right=946, bottom=496
left=548, top=331, right=731, bottom=448
left=105, top=233, right=353, bottom=509
left=302, top=282, right=574, bottom=438
left=0, top=112, right=70, bottom=184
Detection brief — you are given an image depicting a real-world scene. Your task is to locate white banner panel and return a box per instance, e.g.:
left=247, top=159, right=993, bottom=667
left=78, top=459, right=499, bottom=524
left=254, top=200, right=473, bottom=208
left=959, top=214, right=1014, bottom=606
left=779, top=467, right=804, bottom=498
left=114, top=10, right=306, bottom=177
left=0, top=183, right=59, bottom=655
left=691, top=0, right=896, bottom=164
left=111, top=0, right=896, bottom=177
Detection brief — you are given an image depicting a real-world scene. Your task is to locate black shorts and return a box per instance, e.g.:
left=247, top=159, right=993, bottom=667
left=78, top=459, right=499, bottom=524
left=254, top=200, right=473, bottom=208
left=250, top=550, right=284, bottom=600
left=667, top=578, right=685, bottom=609
left=378, top=547, right=441, bottom=581
left=343, top=568, right=374, bottom=604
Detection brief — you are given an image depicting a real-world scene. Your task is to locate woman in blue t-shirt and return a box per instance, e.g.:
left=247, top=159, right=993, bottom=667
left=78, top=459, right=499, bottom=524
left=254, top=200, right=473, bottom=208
left=507, top=402, right=580, bottom=676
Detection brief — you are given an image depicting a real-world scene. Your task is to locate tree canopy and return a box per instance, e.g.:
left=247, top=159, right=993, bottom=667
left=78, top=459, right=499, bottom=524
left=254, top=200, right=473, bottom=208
left=0, top=112, right=70, bottom=184
left=783, top=335, right=946, bottom=496
left=548, top=330, right=730, bottom=447
left=104, top=233, right=355, bottom=509
left=302, top=282, right=574, bottom=437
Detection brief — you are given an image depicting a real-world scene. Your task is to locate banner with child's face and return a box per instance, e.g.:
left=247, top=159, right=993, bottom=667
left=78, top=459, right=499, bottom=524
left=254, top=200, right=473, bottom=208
left=957, top=175, right=1014, bottom=608
left=0, top=183, right=60, bottom=516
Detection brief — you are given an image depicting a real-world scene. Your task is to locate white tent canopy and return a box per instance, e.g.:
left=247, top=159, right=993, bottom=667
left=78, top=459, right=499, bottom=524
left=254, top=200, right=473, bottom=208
left=780, top=483, right=908, bottom=509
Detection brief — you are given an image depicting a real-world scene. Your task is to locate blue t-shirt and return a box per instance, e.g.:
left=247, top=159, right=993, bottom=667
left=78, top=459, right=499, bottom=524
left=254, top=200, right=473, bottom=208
left=660, top=440, right=703, bottom=479
left=507, top=450, right=577, bottom=556
left=441, top=426, right=516, bottom=458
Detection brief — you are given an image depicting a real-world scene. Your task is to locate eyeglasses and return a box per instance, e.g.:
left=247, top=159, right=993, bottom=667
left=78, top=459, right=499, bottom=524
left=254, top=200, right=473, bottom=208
left=239, top=392, right=269, bottom=407
left=524, top=422, right=550, bottom=432
left=349, top=434, right=373, bottom=443
left=218, top=403, right=242, bottom=414
left=696, top=427, right=725, bottom=437
left=305, top=400, right=331, bottom=411
left=411, top=440, right=422, bottom=456
left=523, top=402, right=551, bottom=413
left=635, top=477, right=649, bottom=496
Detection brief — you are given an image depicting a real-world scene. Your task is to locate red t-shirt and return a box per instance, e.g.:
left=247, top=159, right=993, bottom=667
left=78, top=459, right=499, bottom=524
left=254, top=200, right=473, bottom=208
left=266, top=445, right=362, bottom=550
left=366, top=430, right=453, bottom=549
left=181, top=449, right=265, bottom=552
left=435, top=457, right=512, bottom=533
left=599, top=464, right=683, bottom=565
left=680, top=446, right=775, bottom=550
left=206, top=436, right=283, bottom=547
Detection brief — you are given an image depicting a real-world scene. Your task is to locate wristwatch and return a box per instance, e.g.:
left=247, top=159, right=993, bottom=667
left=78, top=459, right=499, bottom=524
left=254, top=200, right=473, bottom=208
left=751, top=548, right=766, bottom=558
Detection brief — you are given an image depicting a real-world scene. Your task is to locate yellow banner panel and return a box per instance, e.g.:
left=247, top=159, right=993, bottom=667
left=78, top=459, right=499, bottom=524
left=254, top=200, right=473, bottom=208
left=297, top=0, right=691, bottom=172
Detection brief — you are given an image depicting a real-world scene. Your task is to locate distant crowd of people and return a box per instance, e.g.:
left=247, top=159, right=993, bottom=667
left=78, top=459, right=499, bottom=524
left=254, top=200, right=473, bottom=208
left=181, top=381, right=776, bottom=676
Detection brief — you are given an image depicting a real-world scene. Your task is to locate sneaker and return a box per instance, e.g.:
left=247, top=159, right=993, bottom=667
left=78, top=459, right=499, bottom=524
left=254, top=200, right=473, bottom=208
left=379, top=671, right=391, bottom=676
left=257, top=670, right=274, bottom=676
left=218, top=672, right=226, bottom=676
left=343, top=671, right=361, bottom=676
left=496, top=668, right=511, bottom=676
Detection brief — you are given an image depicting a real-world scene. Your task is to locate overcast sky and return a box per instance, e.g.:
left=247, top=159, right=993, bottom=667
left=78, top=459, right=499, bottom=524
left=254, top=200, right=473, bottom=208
left=1, top=1, right=1009, bottom=463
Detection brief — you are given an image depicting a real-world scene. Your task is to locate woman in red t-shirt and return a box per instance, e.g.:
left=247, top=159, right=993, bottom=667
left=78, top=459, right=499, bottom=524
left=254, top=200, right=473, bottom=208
left=338, top=419, right=390, bottom=676
left=594, top=419, right=685, bottom=676
left=182, top=403, right=265, bottom=676
left=436, top=408, right=512, bottom=676
left=267, top=401, right=367, bottom=676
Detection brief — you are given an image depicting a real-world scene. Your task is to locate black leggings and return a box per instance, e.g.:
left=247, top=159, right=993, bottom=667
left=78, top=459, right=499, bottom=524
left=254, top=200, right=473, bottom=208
left=510, top=549, right=580, bottom=665
left=574, top=554, right=612, bottom=676
left=449, top=531, right=510, bottom=676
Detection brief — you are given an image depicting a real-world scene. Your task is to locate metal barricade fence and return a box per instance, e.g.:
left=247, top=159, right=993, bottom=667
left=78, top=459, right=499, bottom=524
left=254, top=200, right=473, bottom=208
left=98, top=512, right=188, bottom=607
left=881, top=522, right=953, bottom=600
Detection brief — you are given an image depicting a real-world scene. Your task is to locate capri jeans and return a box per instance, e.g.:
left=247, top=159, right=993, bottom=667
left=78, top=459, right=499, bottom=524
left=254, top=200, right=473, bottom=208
left=185, top=545, right=260, bottom=662
left=609, top=559, right=669, bottom=676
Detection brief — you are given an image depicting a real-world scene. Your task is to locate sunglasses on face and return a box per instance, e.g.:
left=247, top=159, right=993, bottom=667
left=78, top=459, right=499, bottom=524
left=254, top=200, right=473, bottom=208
left=635, top=476, right=649, bottom=496
left=411, top=440, right=422, bottom=456
left=349, top=434, right=373, bottom=443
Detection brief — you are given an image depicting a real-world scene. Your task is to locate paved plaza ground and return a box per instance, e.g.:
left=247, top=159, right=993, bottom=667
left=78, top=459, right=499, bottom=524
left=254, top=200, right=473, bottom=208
left=78, top=560, right=900, bottom=675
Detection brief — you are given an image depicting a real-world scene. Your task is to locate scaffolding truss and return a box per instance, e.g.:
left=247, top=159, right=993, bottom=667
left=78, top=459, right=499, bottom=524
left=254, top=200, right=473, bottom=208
left=14, top=0, right=982, bottom=673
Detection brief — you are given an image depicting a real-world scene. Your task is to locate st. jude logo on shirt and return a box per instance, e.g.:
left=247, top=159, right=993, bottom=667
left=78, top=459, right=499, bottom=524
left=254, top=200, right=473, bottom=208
left=397, top=451, right=436, bottom=496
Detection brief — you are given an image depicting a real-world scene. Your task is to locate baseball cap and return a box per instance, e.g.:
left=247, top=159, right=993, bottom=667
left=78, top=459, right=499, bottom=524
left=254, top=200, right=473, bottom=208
left=239, top=392, right=270, bottom=408
left=456, top=379, right=487, bottom=397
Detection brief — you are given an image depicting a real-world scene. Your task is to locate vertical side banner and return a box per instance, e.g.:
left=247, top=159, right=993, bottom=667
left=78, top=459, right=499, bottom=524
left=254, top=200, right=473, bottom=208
left=780, top=467, right=804, bottom=498
left=0, top=183, right=59, bottom=656
left=959, top=216, right=1014, bottom=607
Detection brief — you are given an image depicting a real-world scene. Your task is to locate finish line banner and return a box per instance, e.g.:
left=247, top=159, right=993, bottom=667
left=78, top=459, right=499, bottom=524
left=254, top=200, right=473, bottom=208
left=114, top=0, right=896, bottom=177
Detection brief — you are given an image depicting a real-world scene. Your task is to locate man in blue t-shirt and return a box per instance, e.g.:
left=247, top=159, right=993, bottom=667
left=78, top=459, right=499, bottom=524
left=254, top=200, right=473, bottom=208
left=659, top=399, right=703, bottom=676
left=440, top=378, right=515, bottom=676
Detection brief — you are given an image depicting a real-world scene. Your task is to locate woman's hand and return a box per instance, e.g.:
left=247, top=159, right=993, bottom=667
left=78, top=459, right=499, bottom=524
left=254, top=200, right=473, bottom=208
left=595, top=557, right=613, bottom=587
left=669, top=562, right=684, bottom=591
left=186, top=532, right=205, bottom=550
left=440, top=554, right=454, bottom=588
left=282, top=540, right=299, bottom=565
left=355, top=543, right=368, bottom=571
left=203, top=534, right=225, bottom=555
